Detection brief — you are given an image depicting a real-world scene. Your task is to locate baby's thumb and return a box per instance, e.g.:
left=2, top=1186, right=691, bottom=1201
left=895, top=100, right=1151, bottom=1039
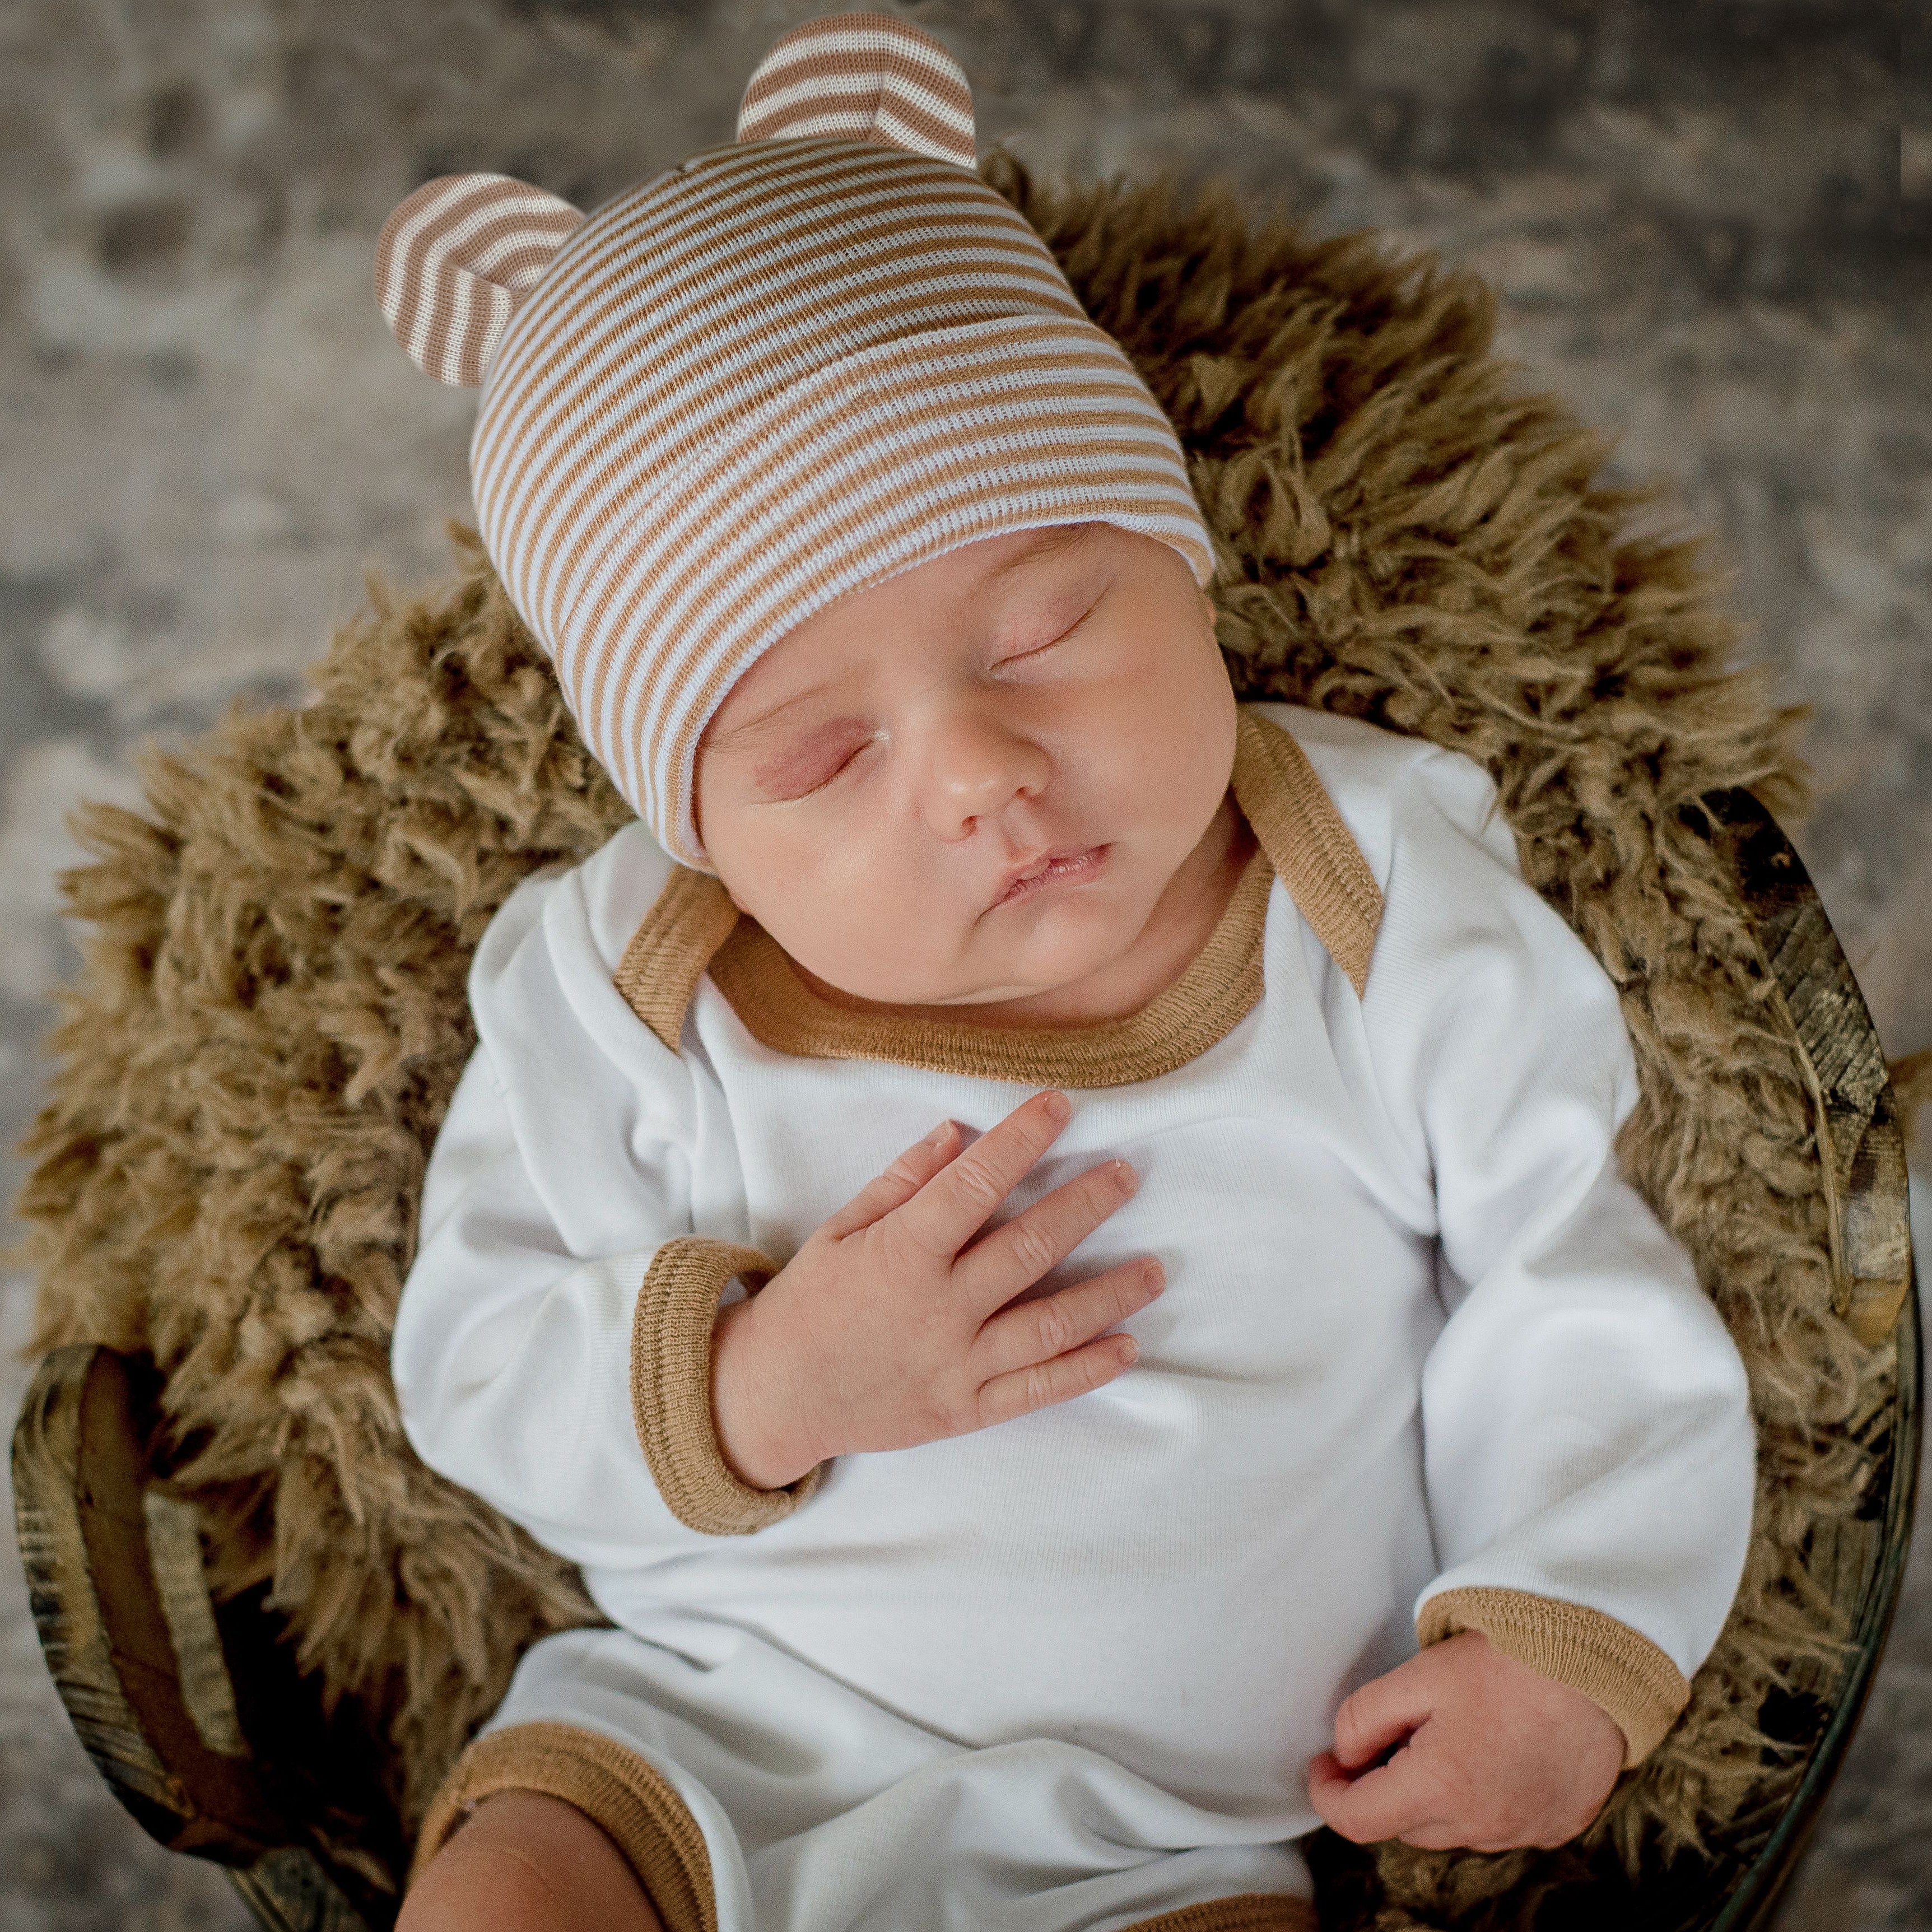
left=820, top=1120, right=960, bottom=1238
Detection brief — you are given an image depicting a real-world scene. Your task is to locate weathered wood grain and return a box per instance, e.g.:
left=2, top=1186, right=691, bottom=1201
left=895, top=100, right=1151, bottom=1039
left=1710, top=789, right=1916, bottom=1346
left=10, top=1344, right=395, bottom=1932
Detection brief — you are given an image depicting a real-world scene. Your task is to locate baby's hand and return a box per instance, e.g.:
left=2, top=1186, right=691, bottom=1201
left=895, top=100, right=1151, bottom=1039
left=1307, top=1632, right=1624, bottom=1852
left=710, top=1090, right=1162, bottom=1489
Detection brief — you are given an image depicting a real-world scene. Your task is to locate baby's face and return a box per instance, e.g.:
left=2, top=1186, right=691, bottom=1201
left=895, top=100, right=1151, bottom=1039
left=693, top=522, right=1236, bottom=1009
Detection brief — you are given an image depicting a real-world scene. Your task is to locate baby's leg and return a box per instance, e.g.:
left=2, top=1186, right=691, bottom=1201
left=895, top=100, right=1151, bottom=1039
left=398, top=1789, right=665, bottom=1932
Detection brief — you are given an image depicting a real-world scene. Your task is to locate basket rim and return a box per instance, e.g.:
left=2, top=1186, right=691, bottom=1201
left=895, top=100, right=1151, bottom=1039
left=1710, top=1270, right=1921, bottom=1929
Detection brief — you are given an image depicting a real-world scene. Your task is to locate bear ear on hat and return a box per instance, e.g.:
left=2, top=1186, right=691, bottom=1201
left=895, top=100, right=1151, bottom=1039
left=737, top=11, right=976, bottom=169
left=375, top=173, right=585, bottom=388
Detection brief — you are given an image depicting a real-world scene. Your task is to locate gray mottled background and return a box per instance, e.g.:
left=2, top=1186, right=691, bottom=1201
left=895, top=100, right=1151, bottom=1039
left=1, top=1, right=1925, bottom=1926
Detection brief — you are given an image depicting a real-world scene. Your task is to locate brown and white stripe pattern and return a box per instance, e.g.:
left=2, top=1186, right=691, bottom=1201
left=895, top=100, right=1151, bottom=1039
left=380, top=13, right=1212, bottom=865
left=375, top=174, right=584, bottom=387
left=737, top=11, right=976, bottom=168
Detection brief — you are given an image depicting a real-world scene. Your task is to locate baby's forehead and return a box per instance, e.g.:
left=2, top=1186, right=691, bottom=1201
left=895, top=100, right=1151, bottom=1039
left=778, top=523, right=1110, bottom=655
left=848, top=522, right=1116, bottom=623
left=704, top=524, right=1113, bottom=743
left=876, top=522, right=1109, bottom=600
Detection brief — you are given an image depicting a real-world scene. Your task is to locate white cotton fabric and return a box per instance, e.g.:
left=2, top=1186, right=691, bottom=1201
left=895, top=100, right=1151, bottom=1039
left=392, top=702, right=1756, bottom=1932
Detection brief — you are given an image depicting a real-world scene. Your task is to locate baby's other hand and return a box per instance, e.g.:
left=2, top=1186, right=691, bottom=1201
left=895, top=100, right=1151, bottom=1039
left=1307, top=1631, right=1623, bottom=1852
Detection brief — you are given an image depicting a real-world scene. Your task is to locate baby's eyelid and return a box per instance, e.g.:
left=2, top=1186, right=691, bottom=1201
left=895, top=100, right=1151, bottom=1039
left=781, top=727, right=878, bottom=799
left=997, top=596, right=1099, bottom=665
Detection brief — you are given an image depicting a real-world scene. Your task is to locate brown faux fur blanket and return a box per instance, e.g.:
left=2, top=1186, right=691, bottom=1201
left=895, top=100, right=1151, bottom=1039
left=19, top=158, right=1893, bottom=1926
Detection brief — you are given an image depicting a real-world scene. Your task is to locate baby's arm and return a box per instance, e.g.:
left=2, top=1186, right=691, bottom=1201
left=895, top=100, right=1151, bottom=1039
left=392, top=1038, right=756, bottom=1562
left=393, top=858, right=1161, bottom=1556
left=1310, top=739, right=1754, bottom=1848
left=390, top=843, right=822, bottom=1556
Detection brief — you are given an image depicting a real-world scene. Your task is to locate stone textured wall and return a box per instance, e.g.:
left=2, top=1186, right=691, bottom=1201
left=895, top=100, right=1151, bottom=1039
left=1, top=2, right=1922, bottom=1926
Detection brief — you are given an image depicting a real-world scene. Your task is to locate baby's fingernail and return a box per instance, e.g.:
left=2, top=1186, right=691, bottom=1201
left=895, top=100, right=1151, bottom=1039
left=1114, top=1160, right=1138, bottom=1195
left=927, top=1120, right=955, bottom=1147
left=1117, top=1337, right=1139, bottom=1364
left=1143, top=1258, right=1165, bottom=1289
left=1041, top=1090, right=1071, bottom=1123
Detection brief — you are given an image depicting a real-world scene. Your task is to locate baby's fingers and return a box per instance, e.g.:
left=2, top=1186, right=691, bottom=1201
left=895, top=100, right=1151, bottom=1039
left=1307, top=1747, right=1446, bottom=1847
left=971, top=1259, right=1164, bottom=1381
left=975, top=1332, right=1138, bottom=1428
left=821, top=1119, right=960, bottom=1239
left=955, top=1157, right=1139, bottom=1314
left=1331, top=1653, right=1440, bottom=1771
left=894, top=1090, right=1072, bottom=1259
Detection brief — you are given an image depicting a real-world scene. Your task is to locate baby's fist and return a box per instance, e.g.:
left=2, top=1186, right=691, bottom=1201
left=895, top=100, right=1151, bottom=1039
left=1308, top=1631, right=1624, bottom=1852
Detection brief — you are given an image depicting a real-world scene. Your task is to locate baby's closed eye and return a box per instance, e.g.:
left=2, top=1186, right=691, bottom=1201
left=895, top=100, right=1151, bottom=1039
left=755, top=720, right=881, bottom=799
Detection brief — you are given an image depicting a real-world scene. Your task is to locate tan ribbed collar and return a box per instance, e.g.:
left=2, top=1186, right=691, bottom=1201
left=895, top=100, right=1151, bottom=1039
left=612, top=709, right=1384, bottom=1087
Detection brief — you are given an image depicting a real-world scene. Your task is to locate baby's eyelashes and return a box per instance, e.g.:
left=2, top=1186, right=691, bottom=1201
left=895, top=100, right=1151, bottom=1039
left=752, top=720, right=878, bottom=799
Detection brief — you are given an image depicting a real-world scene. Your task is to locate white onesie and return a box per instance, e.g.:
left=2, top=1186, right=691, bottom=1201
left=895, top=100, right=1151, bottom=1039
left=391, top=702, right=1755, bottom=1932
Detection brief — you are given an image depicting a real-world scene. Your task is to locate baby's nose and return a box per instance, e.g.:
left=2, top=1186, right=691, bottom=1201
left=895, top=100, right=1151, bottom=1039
left=919, top=712, right=1051, bottom=838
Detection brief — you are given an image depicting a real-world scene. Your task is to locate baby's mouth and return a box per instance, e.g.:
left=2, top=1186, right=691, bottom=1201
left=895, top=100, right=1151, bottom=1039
left=992, top=844, right=1110, bottom=909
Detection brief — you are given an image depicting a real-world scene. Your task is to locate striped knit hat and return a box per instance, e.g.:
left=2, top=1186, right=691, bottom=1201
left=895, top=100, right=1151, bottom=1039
left=375, top=11, right=1212, bottom=867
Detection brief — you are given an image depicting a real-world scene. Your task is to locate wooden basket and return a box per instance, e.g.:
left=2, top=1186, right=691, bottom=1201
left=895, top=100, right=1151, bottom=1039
left=13, top=789, right=1917, bottom=1932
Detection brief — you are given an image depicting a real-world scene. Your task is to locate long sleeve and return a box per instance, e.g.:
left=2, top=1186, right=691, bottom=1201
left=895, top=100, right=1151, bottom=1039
left=391, top=832, right=820, bottom=1563
left=1351, top=741, right=1756, bottom=1765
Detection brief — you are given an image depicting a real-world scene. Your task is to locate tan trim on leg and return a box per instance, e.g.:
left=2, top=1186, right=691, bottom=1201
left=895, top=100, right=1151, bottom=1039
left=411, top=1728, right=1310, bottom=1932
left=631, top=1237, right=826, bottom=1535
left=1120, top=1893, right=1316, bottom=1932
left=409, top=1720, right=716, bottom=1931
left=1417, top=1585, right=1691, bottom=1766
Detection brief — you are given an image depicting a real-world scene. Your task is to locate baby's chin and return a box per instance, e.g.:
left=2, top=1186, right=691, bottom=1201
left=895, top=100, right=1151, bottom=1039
left=798, top=914, right=1139, bottom=1014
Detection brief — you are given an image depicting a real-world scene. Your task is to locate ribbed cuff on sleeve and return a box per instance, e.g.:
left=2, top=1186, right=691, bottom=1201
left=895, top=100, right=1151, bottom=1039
left=1416, top=1586, right=1691, bottom=1767
left=629, top=1236, right=826, bottom=1535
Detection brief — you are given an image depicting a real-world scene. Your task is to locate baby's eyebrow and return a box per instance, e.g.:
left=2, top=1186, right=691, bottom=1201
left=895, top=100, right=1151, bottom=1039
left=707, top=678, right=839, bottom=752
left=978, top=521, right=1102, bottom=587
left=709, top=525, right=1100, bottom=753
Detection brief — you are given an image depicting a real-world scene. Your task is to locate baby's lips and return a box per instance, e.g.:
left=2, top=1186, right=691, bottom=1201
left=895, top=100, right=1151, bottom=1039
left=990, top=841, right=1109, bottom=910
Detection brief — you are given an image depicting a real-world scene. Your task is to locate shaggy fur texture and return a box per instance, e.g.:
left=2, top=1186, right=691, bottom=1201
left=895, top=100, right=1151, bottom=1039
left=18, top=160, right=1899, bottom=1926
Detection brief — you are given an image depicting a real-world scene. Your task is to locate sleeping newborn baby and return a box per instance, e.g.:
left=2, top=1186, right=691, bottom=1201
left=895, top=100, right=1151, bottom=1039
left=378, top=16, right=1755, bottom=1932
